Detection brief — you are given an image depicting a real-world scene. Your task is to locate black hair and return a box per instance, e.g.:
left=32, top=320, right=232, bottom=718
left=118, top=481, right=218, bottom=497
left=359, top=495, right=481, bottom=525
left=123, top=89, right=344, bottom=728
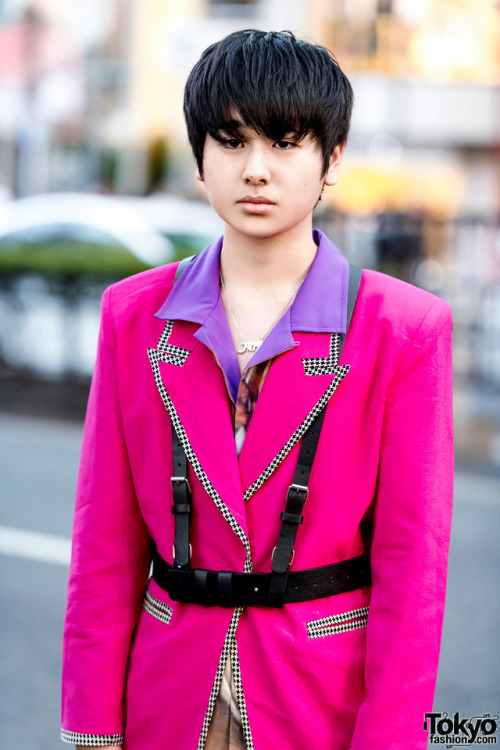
left=183, top=29, right=353, bottom=177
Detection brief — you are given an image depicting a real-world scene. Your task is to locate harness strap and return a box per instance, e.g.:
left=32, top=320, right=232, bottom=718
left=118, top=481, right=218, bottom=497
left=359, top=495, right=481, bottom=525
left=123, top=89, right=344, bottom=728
left=268, top=406, right=327, bottom=606
left=340, top=264, right=362, bottom=357
left=171, top=428, right=192, bottom=569
left=174, top=254, right=195, bottom=282
left=152, top=546, right=371, bottom=607
left=171, top=265, right=195, bottom=569
left=267, top=264, right=362, bottom=606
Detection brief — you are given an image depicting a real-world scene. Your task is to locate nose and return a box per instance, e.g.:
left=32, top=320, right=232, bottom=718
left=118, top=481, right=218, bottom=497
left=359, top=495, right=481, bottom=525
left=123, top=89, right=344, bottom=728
left=242, top=143, right=270, bottom=185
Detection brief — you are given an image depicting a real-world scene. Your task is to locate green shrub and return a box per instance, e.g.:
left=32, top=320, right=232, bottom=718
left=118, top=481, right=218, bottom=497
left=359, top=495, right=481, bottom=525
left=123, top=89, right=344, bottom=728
left=0, top=237, right=200, bottom=282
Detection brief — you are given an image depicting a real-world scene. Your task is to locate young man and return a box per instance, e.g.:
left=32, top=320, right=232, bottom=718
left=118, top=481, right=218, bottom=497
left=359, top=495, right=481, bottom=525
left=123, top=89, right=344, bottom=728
left=62, top=30, right=453, bottom=750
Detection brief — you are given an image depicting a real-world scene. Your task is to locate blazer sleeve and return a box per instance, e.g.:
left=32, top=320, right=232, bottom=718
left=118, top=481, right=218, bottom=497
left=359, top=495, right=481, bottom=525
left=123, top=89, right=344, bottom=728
left=61, top=284, right=151, bottom=747
left=350, top=297, right=454, bottom=750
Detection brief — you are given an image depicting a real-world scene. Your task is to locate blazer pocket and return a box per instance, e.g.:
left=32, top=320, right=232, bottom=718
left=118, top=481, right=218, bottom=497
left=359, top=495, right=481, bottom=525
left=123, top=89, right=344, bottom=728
left=142, top=590, right=173, bottom=625
left=307, top=606, right=369, bottom=639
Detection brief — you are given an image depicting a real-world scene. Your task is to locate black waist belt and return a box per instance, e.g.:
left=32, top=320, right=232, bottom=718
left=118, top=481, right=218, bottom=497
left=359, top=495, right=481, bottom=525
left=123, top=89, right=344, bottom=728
left=152, top=548, right=371, bottom=608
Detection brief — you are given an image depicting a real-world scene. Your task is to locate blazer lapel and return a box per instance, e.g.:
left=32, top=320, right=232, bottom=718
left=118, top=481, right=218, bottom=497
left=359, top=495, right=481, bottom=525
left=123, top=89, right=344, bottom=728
left=148, top=319, right=251, bottom=569
left=238, top=331, right=350, bottom=501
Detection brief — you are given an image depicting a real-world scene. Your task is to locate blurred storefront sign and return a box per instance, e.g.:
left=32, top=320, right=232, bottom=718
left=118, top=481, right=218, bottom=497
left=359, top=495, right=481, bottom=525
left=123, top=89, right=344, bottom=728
left=332, top=161, right=464, bottom=216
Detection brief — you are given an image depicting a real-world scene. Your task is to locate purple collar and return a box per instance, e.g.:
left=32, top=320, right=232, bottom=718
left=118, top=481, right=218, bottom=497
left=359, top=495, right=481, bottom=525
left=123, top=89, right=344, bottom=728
left=155, top=228, right=349, bottom=403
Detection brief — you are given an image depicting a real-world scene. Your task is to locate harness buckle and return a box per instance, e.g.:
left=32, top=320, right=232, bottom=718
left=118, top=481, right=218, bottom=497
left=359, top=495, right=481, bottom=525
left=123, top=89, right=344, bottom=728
left=272, top=547, right=295, bottom=568
left=170, top=476, right=192, bottom=493
left=287, top=483, right=309, bottom=503
left=173, top=543, right=192, bottom=564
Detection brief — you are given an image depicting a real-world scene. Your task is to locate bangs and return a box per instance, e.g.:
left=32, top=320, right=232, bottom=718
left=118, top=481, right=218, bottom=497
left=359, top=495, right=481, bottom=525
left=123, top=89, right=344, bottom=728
left=202, top=38, right=324, bottom=144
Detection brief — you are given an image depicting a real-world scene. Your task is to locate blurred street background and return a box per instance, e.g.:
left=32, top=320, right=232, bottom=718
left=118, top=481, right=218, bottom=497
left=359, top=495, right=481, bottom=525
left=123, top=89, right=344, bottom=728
left=0, top=1, right=499, bottom=748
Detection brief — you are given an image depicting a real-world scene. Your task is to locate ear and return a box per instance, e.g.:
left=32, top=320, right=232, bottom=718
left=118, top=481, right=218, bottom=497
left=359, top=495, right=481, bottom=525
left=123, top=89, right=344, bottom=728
left=196, top=167, right=204, bottom=182
left=323, top=142, right=346, bottom=187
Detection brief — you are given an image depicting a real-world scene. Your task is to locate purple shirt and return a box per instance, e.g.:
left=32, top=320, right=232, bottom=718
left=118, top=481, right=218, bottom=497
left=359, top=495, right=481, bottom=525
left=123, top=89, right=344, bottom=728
left=155, top=228, right=349, bottom=404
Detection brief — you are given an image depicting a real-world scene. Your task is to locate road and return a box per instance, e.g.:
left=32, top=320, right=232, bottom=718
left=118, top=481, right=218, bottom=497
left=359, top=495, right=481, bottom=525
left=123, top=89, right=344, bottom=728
left=0, top=414, right=499, bottom=749
left=0, top=416, right=79, bottom=750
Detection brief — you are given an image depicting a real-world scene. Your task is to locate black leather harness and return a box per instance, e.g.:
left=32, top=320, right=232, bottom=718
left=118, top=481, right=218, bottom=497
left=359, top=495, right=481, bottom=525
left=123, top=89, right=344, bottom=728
left=152, top=261, right=371, bottom=608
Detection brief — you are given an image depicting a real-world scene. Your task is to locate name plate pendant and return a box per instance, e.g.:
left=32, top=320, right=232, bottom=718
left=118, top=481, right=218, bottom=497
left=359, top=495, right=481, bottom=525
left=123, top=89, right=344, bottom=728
left=237, top=339, right=263, bottom=354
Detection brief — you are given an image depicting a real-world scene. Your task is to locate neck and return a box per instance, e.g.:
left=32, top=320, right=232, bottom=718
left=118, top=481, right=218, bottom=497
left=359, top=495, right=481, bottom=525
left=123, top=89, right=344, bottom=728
left=219, top=223, right=317, bottom=291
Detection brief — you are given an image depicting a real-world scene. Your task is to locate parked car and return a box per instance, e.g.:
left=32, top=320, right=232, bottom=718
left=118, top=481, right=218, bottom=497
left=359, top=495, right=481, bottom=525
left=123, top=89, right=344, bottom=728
left=0, top=192, right=174, bottom=275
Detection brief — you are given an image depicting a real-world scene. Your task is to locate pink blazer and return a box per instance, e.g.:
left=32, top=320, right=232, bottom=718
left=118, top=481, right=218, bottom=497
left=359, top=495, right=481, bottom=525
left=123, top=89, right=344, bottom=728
left=62, top=260, right=454, bottom=749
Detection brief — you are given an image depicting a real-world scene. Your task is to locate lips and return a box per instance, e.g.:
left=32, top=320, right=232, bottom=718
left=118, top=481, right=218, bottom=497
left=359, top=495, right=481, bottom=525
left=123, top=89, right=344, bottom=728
left=237, top=195, right=274, bottom=205
left=237, top=196, right=275, bottom=215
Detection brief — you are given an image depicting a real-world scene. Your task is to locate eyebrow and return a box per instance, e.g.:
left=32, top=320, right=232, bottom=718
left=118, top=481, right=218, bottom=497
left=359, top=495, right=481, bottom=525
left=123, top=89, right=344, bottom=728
left=216, top=118, right=246, bottom=134
left=215, top=120, right=303, bottom=141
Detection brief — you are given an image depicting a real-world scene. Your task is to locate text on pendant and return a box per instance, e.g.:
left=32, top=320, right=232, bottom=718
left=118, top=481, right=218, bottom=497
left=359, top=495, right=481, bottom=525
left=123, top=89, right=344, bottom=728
left=237, top=340, right=263, bottom=354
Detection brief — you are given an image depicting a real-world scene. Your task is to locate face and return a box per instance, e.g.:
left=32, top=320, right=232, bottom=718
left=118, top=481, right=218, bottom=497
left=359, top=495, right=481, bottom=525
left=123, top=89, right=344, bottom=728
left=197, top=121, right=344, bottom=244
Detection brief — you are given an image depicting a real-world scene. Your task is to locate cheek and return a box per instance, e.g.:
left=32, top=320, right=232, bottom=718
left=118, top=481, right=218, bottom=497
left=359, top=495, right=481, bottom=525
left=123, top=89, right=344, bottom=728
left=202, top=172, right=223, bottom=198
left=295, top=164, right=323, bottom=190
left=294, top=176, right=323, bottom=199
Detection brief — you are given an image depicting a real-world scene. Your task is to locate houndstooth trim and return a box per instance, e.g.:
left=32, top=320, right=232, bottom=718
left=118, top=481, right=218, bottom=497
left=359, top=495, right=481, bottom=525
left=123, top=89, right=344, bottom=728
left=243, top=359, right=350, bottom=501
left=149, top=326, right=252, bottom=573
left=157, top=320, right=174, bottom=350
left=156, top=320, right=191, bottom=365
left=197, top=608, right=246, bottom=749
left=302, top=332, right=340, bottom=376
left=142, top=589, right=173, bottom=625
left=307, top=606, right=369, bottom=639
left=61, top=729, right=124, bottom=746
left=158, top=350, right=189, bottom=367
left=230, top=637, right=255, bottom=749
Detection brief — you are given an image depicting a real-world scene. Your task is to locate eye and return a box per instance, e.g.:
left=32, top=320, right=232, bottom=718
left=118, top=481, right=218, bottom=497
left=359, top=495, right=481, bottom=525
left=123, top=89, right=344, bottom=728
left=220, top=138, right=242, bottom=149
left=274, top=140, right=297, bottom=150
